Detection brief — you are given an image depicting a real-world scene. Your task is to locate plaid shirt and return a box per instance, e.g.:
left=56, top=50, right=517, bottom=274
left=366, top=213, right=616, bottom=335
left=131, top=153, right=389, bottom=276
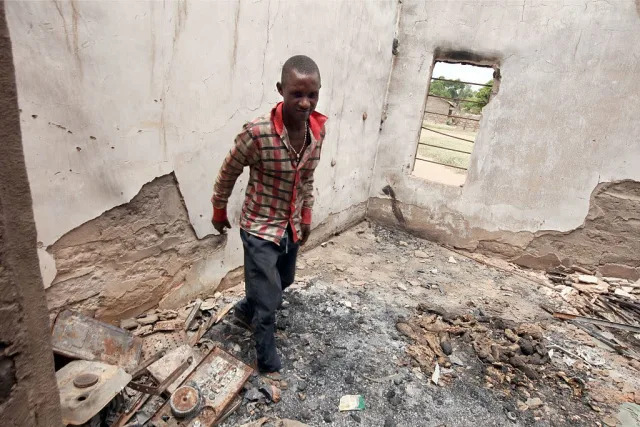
left=212, top=102, right=328, bottom=244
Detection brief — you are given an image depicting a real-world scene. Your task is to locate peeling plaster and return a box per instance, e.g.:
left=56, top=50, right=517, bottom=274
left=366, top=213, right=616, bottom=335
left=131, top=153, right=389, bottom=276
left=5, top=0, right=397, bottom=311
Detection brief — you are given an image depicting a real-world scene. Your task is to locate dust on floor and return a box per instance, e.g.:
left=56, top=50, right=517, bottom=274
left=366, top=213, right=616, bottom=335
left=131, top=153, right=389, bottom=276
left=204, top=221, right=638, bottom=427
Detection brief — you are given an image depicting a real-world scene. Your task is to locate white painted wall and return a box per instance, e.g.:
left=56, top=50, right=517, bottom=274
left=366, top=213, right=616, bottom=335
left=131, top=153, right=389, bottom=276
left=372, top=0, right=640, bottom=238
left=6, top=0, right=397, bottom=292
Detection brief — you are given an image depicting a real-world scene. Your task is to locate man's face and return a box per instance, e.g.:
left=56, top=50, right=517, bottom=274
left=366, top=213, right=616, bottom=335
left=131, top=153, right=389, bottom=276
left=277, top=69, right=321, bottom=123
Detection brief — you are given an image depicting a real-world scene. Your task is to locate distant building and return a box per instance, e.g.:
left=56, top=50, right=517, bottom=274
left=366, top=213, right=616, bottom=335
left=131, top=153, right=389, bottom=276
left=424, top=96, right=455, bottom=124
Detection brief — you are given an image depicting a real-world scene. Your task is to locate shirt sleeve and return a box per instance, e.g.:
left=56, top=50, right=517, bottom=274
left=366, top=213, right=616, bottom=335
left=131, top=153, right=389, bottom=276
left=300, top=135, right=324, bottom=225
left=211, top=125, right=259, bottom=222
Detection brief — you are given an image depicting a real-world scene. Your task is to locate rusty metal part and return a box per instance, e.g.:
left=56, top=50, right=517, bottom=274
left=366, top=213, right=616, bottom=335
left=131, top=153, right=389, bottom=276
left=147, top=345, right=201, bottom=394
left=149, top=347, right=253, bottom=425
left=73, top=373, right=99, bottom=389
left=184, top=299, right=202, bottom=330
left=140, top=330, right=188, bottom=360
left=170, top=385, right=202, bottom=418
left=130, top=350, right=166, bottom=379
left=56, top=360, right=131, bottom=425
left=51, top=310, right=142, bottom=372
left=553, top=311, right=640, bottom=333
left=154, top=320, right=183, bottom=332
left=129, top=356, right=193, bottom=396
left=111, top=393, right=151, bottom=427
left=215, top=395, right=243, bottom=425
left=188, top=301, right=235, bottom=347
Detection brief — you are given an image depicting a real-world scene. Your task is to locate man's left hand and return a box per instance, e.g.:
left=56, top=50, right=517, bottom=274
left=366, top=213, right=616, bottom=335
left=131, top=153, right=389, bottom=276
left=300, top=224, right=311, bottom=245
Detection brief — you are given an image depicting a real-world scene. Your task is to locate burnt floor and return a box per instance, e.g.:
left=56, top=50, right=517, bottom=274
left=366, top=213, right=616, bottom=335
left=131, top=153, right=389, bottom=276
left=203, top=222, right=637, bottom=427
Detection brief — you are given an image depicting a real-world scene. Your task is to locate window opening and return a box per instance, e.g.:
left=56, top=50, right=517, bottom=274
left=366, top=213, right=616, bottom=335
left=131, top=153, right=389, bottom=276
left=413, top=61, right=497, bottom=186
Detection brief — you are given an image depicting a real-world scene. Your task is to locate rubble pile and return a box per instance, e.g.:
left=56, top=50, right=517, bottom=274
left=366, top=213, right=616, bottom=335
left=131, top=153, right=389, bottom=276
left=50, top=292, right=255, bottom=427
left=397, top=303, right=592, bottom=413
left=544, top=268, right=640, bottom=359
left=547, top=268, right=639, bottom=320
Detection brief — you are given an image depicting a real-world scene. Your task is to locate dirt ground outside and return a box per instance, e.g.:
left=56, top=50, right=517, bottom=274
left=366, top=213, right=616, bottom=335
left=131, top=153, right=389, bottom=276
left=413, top=122, right=476, bottom=186
left=201, top=222, right=639, bottom=426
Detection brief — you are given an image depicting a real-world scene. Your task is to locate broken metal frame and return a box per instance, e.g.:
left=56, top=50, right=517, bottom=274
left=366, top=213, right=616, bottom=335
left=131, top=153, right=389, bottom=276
left=128, top=356, right=194, bottom=396
left=149, top=347, right=253, bottom=426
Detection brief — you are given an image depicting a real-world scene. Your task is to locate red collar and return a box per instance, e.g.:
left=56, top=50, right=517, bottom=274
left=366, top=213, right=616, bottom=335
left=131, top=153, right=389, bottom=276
left=271, top=102, right=328, bottom=141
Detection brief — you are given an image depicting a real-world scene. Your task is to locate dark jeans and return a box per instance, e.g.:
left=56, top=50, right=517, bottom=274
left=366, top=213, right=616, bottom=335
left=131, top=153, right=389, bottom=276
left=235, top=226, right=299, bottom=372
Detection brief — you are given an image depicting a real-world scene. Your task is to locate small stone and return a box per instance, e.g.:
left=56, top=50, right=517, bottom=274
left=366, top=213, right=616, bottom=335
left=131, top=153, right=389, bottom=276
left=344, top=374, right=355, bottom=385
left=133, top=325, right=153, bottom=336
left=120, top=318, right=138, bottom=330
left=389, top=395, right=402, bottom=406
left=440, top=340, right=453, bottom=355
left=297, top=380, right=308, bottom=391
left=384, top=417, right=396, bottom=427
left=519, top=339, right=535, bottom=356
left=300, top=409, right=312, bottom=421
left=399, top=241, right=408, bottom=246
left=137, top=314, right=158, bottom=325
left=298, top=392, right=306, bottom=401
left=200, top=298, right=217, bottom=311
left=350, top=412, right=362, bottom=423
left=407, top=279, right=421, bottom=287
left=516, top=400, right=528, bottom=411
left=603, top=416, right=618, bottom=427
left=397, top=283, right=408, bottom=291
left=578, top=274, right=598, bottom=284
left=245, top=388, right=262, bottom=401
left=322, top=410, right=333, bottom=423
left=393, top=377, right=403, bottom=385
left=525, top=397, right=543, bottom=409
left=158, top=310, right=178, bottom=320
left=280, top=380, right=288, bottom=390
left=516, top=323, right=544, bottom=340
left=414, top=250, right=429, bottom=259
left=447, top=256, right=457, bottom=264
left=505, top=329, right=518, bottom=342
left=628, top=359, right=640, bottom=371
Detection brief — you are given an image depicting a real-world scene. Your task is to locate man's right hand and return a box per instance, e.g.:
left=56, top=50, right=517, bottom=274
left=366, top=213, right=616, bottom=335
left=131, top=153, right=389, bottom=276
left=212, top=218, right=232, bottom=234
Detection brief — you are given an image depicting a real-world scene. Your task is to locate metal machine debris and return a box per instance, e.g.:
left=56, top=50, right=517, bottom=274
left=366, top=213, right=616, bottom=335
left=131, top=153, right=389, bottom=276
left=149, top=347, right=254, bottom=426
left=56, top=360, right=131, bottom=425
left=51, top=310, right=143, bottom=372
left=52, top=292, right=253, bottom=426
left=147, top=345, right=203, bottom=394
left=129, top=356, right=193, bottom=395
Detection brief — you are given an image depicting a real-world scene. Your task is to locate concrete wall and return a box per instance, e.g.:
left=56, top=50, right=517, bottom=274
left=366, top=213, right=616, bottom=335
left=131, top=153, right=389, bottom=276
left=0, top=3, right=61, bottom=423
left=6, top=1, right=397, bottom=319
left=370, top=0, right=640, bottom=278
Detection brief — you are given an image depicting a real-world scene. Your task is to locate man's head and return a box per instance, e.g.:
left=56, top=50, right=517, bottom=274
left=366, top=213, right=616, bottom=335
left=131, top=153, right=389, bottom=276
left=277, top=55, right=321, bottom=124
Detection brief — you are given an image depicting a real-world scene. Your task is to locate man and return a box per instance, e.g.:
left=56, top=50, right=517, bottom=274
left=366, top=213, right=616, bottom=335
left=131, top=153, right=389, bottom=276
left=211, top=55, right=326, bottom=377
